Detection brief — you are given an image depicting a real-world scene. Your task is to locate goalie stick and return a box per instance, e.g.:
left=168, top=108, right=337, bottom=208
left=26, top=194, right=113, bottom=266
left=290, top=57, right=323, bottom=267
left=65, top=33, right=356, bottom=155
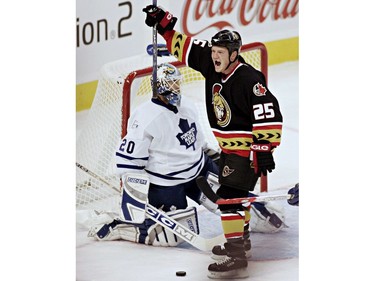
left=76, top=162, right=225, bottom=251
left=196, top=176, right=293, bottom=205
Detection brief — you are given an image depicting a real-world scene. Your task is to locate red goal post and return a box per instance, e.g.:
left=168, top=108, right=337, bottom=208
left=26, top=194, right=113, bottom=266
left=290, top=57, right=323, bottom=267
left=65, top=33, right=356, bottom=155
left=122, top=42, right=269, bottom=192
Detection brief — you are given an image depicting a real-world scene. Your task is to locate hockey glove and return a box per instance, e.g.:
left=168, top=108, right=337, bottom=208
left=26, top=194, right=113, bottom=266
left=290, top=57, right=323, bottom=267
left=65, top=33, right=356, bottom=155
left=142, top=5, right=177, bottom=35
left=251, top=138, right=275, bottom=176
left=287, top=183, right=299, bottom=206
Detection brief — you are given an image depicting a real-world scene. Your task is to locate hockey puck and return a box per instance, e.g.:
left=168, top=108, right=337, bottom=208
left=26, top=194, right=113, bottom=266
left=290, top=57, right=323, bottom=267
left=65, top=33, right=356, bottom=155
left=176, top=271, right=186, bottom=277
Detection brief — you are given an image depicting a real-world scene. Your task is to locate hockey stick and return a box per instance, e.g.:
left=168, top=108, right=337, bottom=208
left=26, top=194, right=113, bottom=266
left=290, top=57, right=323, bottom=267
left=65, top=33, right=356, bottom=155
left=196, top=176, right=293, bottom=205
left=76, top=162, right=225, bottom=251
left=205, top=172, right=284, bottom=228
left=146, top=44, right=171, bottom=57
left=152, top=0, right=158, bottom=98
left=76, top=162, right=120, bottom=193
left=145, top=204, right=224, bottom=251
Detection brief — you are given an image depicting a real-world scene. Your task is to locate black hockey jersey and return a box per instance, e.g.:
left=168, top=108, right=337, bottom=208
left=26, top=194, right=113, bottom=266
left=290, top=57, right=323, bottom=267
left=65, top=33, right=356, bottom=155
left=163, top=30, right=283, bottom=158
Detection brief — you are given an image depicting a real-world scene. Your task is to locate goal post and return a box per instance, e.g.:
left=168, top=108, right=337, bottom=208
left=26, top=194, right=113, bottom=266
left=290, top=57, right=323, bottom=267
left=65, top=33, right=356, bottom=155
left=76, top=42, right=269, bottom=212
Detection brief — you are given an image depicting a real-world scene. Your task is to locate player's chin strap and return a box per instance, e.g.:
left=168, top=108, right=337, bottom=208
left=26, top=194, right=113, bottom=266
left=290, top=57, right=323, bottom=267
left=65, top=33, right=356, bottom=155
left=223, top=50, right=240, bottom=72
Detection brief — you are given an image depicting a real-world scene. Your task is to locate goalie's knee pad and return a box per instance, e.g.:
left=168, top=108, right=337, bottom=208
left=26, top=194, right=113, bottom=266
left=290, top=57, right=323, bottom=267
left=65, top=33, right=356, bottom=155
left=147, top=206, right=199, bottom=247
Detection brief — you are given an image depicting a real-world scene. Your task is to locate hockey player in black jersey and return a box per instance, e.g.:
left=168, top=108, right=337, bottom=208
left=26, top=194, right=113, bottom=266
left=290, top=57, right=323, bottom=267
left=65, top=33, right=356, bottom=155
left=143, top=5, right=283, bottom=279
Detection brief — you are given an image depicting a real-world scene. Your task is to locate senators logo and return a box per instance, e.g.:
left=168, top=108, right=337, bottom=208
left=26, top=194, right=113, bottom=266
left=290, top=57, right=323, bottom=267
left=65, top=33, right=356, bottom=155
left=212, top=83, right=231, bottom=127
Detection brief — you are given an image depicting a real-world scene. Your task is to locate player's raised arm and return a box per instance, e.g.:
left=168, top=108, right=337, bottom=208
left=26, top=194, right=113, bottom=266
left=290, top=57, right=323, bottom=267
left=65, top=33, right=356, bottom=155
left=142, top=5, right=207, bottom=70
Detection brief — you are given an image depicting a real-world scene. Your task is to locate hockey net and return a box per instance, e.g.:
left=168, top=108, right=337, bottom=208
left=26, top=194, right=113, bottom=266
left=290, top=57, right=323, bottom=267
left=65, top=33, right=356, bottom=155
left=76, top=42, right=268, bottom=212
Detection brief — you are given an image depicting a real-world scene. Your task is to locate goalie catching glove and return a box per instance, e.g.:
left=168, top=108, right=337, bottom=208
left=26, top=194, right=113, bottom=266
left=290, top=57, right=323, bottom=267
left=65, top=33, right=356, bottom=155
left=142, top=5, right=177, bottom=35
left=251, top=137, right=275, bottom=176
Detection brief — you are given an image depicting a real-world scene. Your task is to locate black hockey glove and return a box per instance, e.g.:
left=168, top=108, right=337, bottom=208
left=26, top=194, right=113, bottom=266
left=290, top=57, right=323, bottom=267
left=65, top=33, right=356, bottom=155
left=142, top=5, right=177, bottom=35
left=251, top=138, right=275, bottom=176
left=287, top=183, right=299, bottom=206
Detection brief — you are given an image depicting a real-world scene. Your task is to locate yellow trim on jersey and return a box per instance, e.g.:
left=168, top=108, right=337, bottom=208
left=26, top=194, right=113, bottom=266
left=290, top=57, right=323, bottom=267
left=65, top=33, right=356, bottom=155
left=215, top=136, right=252, bottom=151
left=252, top=128, right=282, bottom=144
left=170, top=32, right=188, bottom=62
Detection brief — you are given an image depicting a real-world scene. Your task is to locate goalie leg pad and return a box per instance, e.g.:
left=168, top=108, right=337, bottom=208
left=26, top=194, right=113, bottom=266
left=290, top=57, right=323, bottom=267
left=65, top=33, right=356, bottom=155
left=90, top=207, right=199, bottom=247
left=120, top=173, right=150, bottom=224
left=147, top=206, right=199, bottom=247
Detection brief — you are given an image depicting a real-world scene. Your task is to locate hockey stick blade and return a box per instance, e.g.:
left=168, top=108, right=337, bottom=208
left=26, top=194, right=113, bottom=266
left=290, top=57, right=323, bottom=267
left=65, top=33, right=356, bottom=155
left=196, top=176, right=292, bottom=205
left=146, top=44, right=171, bottom=57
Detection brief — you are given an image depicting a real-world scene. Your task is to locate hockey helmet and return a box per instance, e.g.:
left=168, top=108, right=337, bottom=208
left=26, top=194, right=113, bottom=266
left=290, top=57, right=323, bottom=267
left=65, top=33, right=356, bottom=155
left=151, top=63, right=183, bottom=107
left=211, top=30, right=242, bottom=55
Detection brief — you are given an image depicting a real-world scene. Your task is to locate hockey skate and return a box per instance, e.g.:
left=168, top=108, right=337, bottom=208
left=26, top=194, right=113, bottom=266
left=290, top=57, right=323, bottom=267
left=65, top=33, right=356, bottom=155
left=208, top=256, right=249, bottom=279
left=211, top=239, right=251, bottom=260
left=208, top=237, right=249, bottom=279
left=211, top=227, right=251, bottom=260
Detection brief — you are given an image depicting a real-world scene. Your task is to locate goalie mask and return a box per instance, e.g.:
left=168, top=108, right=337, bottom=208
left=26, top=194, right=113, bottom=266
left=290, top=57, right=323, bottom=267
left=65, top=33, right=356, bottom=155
left=151, top=63, right=183, bottom=107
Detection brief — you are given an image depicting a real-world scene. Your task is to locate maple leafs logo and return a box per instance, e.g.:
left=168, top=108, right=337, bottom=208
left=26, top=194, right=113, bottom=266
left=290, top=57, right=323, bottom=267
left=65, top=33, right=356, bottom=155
left=176, top=118, right=197, bottom=150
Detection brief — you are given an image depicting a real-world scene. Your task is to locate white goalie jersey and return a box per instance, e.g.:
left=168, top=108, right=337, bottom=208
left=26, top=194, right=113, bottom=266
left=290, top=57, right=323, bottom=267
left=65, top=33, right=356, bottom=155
left=115, top=97, right=207, bottom=186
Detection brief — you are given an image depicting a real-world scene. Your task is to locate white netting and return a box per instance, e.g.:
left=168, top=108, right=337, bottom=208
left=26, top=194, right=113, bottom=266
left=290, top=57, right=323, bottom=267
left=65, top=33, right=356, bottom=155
left=76, top=43, right=267, bottom=212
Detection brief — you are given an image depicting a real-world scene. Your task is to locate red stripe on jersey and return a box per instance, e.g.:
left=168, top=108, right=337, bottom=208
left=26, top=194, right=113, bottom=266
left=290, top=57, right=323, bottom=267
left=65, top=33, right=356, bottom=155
left=213, top=131, right=252, bottom=139
left=253, top=124, right=282, bottom=130
left=220, top=149, right=250, bottom=158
